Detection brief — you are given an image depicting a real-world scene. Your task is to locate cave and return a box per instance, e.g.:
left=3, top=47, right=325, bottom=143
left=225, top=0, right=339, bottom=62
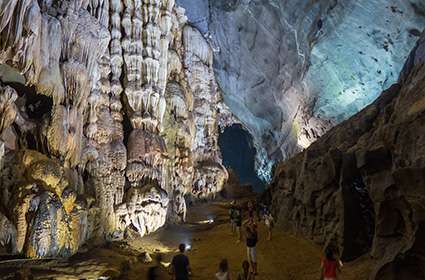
left=218, top=124, right=265, bottom=192
left=341, top=176, right=375, bottom=262
left=0, top=1, right=425, bottom=279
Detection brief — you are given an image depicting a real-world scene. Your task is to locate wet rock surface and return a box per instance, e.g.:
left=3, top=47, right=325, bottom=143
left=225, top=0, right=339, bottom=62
left=269, top=33, right=425, bottom=279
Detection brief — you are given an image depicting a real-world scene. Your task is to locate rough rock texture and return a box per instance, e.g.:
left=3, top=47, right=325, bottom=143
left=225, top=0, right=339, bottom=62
left=178, top=0, right=425, bottom=180
left=0, top=0, right=227, bottom=258
left=269, top=33, right=425, bottom=279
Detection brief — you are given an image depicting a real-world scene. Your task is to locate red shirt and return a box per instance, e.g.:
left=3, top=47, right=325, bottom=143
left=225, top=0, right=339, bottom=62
left=322, top=258, right=337, bottom=278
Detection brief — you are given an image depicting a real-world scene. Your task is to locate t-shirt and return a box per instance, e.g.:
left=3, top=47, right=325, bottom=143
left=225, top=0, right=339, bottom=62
left=322, top=258, right=337, bottom=278
left=265, top=215, right=274, bottom=227
left=237, top=270, right=250, bottom=280
left=229, top=208, right=236, bottom=219
left=248, top=207, right=254, bottom=218
left=234, top=209, right=242, bottom=222
left=246, top=230, right=258, bottom=247
left=172, top=254, right=190, bottom=280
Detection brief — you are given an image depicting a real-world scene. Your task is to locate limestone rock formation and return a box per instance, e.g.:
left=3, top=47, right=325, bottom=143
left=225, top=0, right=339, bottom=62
left=269, top=33, right=425, bottom=279
left=178, top=0, right=425, bottom=180
left=0, top=0, right=227, bottom=258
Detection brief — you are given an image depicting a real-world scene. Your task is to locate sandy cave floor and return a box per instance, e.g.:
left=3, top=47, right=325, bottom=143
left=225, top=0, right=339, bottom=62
left=0, top=200, right=372, bottom=280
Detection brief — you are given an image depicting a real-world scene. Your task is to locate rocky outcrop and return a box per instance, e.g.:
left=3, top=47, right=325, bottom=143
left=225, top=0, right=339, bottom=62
left=0, top=0, right=227, bottom=258
left=269, top=33, right=425, bottom=279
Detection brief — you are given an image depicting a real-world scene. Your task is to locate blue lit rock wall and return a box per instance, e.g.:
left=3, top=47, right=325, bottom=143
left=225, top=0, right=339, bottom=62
left=177, top=0, right=425, bottom=180
left=308, top=0, right=425, bottom=121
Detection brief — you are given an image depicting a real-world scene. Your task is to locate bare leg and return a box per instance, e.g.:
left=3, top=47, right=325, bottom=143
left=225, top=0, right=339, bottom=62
left=252, top=262, right=257, bottom=275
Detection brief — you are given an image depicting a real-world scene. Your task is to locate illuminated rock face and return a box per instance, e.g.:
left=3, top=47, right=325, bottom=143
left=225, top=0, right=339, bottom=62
left=0, top=0, right=227, bottom=257
left=178, top=0, right=425, bottom=180
left=269, top=34, right=425, bottom=279
left=1, top=0, right=424, bottom=263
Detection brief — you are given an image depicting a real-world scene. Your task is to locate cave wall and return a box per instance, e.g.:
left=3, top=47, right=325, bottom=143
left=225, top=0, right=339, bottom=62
left=177, top=0, right=425, bottom=180
left=269, top=33, right=425, bottom=279
left=0, top=0, right=227, bottom=258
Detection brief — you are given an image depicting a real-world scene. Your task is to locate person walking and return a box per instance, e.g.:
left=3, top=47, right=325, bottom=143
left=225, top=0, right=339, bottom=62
left=320, top=247, right=343, bottom=280
left=247, top=201, right=255, bottom=223
left=170, top=244, right=192, bottom=280
left=148, top=253, right=164, bottom=280
left=234, top=204, right=242, bottom=242
left=229, top=201, right=237, bottom=234
left=245, top=223, right=258, bottom=275
left=215, top=258, right=231, bottom=280
left=237, top=260, right=255, bottom=280
left=264, top=211, right=274, bottom=241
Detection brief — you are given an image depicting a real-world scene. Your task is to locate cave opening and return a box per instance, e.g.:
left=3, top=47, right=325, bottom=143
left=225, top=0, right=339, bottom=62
left=342, top=176, right=375, bottom=262
left=218, top=124, right=265, bottom=192
left=21, top=84, right=53, bottom=120
left=1, top=67, right=53, bottom=154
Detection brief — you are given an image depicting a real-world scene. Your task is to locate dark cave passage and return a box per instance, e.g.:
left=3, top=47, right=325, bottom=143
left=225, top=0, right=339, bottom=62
left=342, top=176, right=375, bottom=262
left=218, top=124, right=265, bottom=192
left=13, top=83, right=51, bottom=152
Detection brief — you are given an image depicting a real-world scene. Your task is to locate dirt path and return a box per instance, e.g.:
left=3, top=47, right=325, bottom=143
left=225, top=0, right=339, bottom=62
left=130, top=201, right=371, bottom=280
left=0, top=200, right=371, bottom=279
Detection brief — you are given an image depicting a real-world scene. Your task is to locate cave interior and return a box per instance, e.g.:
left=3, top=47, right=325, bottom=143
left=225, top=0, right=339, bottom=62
left=0, top=0, right=425, bottom=279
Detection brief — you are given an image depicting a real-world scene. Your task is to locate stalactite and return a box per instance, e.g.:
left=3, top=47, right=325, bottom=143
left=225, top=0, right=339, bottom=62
left=0, top=0, right=228, bottom=256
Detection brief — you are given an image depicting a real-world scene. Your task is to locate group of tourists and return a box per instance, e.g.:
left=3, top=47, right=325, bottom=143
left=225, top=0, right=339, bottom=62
left=148, top=244, right=191, bottom=280
left=229, top=200, right=274, bottom=242
left=148, top=199, right=343, bottom=280
left=215, top=259, right=254, bottom=280
left=226, top=200, right=273, bottom=279
left=225, top=200, right=343, bottom=280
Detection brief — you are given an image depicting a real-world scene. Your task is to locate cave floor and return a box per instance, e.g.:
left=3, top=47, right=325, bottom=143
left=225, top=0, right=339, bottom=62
left=0, top=200, right=372, bottom=280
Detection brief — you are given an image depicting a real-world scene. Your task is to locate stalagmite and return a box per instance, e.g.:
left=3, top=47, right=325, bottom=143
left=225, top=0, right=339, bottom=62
left=0, top=0, right=228, bottom=256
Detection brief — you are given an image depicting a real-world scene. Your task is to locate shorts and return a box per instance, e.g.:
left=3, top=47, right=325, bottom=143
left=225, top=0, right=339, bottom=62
left=265, top=221, right=273, bottom=228
left=247, top=247, right=257, bottom=263
left=235, top=220, right=242, bottom=227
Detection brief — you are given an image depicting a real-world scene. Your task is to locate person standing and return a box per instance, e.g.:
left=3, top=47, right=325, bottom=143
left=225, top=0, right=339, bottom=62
left=237, top=260, right=255, bottom=280
left=245, top=223, right=258, bottom=275
left=247, top=201, right=256, bottom=223
left=170, top=244, right=192, bottom=280
left=264, top=212, right=274, bottom=241
left=148, top=253, right=164, bottom=280
left=320, top=247, right=343, bottom=280
left=215, top=258, right=231, bottom=280
left=234, top=205, right=242, bottom=243
left=229, top=201, right=237, bottom=234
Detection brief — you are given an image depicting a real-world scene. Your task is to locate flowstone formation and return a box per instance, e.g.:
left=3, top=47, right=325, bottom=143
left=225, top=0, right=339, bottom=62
left=269, top=33, right=425, bottom=279
left=0, top=0, right=227, bottom=258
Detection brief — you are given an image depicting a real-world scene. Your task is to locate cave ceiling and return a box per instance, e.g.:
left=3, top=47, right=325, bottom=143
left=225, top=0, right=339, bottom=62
left=177, top=0, right=425, bottom=180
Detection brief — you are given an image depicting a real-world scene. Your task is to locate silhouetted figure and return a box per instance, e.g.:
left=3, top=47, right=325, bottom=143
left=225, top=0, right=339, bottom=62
left=229, top=201, right=237, bottom=233
left=320, top=247, right=343, bottom=280
left=230, top=201, right=243, bottom=242
left=237, top=260, right=255, bottom=280
left=245, top=223, right=258, bottom=275
left=257, top=202, right=267, bottom=221
left=247, top=201, right=256, bottom=223
left=215, top=258, right=231, bottom=280
left=264, top=212, right=274, bottom=241
left=170, top=243, right=191, bottom=280
left=148, top=253, right=164, bottom=280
